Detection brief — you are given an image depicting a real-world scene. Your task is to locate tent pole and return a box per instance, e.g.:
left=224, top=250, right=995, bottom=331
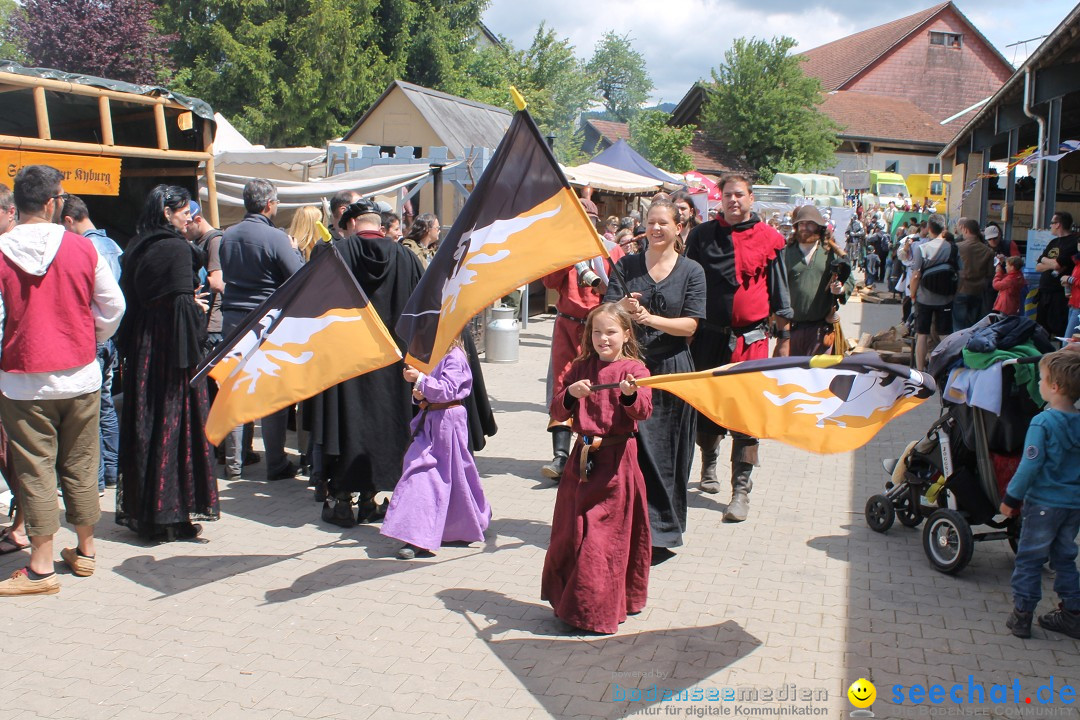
left=203, top=118, right=220, bottom=227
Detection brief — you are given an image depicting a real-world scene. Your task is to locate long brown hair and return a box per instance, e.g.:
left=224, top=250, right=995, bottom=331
left=574, top=303, right=642, bottom=364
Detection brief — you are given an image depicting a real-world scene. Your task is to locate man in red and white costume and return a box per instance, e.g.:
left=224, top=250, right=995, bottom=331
left=685, top=174, right=792, bottom=522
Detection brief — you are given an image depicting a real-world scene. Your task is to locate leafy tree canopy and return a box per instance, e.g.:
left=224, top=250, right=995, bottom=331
left=586, top=32, right=652, bottom=122
left=158, top=0, right=489, bottom=146
left=8, top=0, right=173, bottom=84
left=628, top=111, right=695, bottom=174
left=0, top=0, right=25, bottom=63
left=456, top=23, right=596, bottom=164
left=700, top=36, right=839, bottom=182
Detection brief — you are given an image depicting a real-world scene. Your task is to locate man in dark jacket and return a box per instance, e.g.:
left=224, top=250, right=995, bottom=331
left=1036, top=211, right=1079, bottom=338
left=317, top=199, right=423, bottom=527
left=685, top=174, right=792, bottom=522
left=220, top=179, right=304, bottom=481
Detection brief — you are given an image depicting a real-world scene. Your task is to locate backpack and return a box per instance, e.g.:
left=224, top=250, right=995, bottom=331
left=919, top=241, right=959, bottom=296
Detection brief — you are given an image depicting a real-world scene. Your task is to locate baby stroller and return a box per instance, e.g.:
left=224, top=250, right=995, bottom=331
left=864, top=314, right=1052, bottom=574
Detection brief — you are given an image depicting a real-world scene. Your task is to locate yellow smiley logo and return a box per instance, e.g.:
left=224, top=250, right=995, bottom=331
left=848, top=678, right=876, bottom=708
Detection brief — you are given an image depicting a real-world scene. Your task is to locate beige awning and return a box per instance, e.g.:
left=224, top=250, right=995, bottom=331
left=561, top=162, right=680, bottom=195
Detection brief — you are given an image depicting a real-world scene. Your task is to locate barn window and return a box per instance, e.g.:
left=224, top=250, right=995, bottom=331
left=930, top=31, right=962, bottom=48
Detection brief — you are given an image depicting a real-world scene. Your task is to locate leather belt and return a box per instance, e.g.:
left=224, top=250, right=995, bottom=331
left=418, top=400, right=463, bottom=411
left=576, top=432, right=635, bottom=481
left=411, top=399, right=464, bottom=438
left=557, top=311, right=586, bottom=325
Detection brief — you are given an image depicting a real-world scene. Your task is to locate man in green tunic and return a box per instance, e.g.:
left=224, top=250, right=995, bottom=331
left=783, top=205, right=854, bottom=356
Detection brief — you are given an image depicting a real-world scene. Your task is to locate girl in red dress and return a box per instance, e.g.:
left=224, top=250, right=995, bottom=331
left=541, top=303, right=653, bottom=634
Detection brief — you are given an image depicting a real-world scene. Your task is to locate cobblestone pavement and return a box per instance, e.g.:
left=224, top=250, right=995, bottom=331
left=1, top=294, right=1077, bottom=720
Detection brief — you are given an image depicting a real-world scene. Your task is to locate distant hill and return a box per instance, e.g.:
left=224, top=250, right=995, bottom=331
left=581, top=103, right=676, bottom=122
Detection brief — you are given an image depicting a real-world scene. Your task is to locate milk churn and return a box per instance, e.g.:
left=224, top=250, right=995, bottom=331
left=484, top=305, right=520, bottom=363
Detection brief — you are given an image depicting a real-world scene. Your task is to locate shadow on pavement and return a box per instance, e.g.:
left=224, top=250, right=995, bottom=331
left=475, top=455, right=550, bottom=482
left=487, top=396, right=549, bottom=414
left=439, top=588, right=763, bottom=719
left=484, top=517, right=551, bottom=552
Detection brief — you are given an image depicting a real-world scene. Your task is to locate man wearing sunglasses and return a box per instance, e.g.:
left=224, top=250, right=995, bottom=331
left=1036, top=212, right=1078, bottom=338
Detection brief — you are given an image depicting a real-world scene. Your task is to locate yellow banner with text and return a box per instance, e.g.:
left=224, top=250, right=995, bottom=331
left=1, top=150, right=122, bottom=196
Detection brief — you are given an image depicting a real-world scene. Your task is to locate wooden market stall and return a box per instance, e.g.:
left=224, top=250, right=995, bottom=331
left=0, top=61, right=218, bottom=240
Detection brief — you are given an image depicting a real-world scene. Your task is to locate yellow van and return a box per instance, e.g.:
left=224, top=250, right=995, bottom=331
left=907, top=174, right=952, bottom=207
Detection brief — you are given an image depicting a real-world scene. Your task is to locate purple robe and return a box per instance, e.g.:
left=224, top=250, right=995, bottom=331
left=381, top=347, right=491, bottom=552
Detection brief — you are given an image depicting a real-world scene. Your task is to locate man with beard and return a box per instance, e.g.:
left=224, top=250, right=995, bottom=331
left=783, top=205, right=853, bottom=356
left=318, top=198, right=423, bottom=527
left=686, top=174, right=791, bottom=522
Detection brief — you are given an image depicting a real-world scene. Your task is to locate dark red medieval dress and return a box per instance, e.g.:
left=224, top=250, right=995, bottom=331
left=541, top=356, right=653, bottom=634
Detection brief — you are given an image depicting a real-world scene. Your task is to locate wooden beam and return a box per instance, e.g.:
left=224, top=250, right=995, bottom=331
left=202, top=117, right=219, bottom=227
left=122, top=167, right=199, bottom=178
left=33, top=86, right=50, bottom=140
left=153, top=104, right=169, bottom=150
left=98, top=96, right=114, bottom=146
left=0, top=134, right=211, bottom=162
left=0, top=70, right=187, bottom=110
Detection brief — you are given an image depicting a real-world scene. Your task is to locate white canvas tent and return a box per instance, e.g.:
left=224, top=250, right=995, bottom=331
left=200, top=162, right=456, bottom=226
left=561, top=162, right=680, bottom=195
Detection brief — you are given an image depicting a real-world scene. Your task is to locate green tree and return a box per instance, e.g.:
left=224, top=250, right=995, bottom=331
left=0, top=0, right=25, bottom=62
left=402, top=0, right=487, bottom=92
left=586, top=31, right=652, bottom=122
left=159, top=0, right=488, bottom=147
left=700, top=36, right=839, bottom=181
left=457, top=23, right=595, bottom=164
left=629, top=110, right=695, bottom=173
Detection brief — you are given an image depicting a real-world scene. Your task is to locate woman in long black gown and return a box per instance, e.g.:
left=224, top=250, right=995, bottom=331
left=605, top=199, right=706, bottom=551
left=116, top=186, right=219, bottom=542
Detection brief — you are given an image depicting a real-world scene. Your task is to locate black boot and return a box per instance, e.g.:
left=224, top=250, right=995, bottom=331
left=542, top=427, right=572, bottom=480
left=696, top=431, right=721, bottom=494
left=724, top=435, right=758, bottom=523
left=322, top=492, right=356, bottom=528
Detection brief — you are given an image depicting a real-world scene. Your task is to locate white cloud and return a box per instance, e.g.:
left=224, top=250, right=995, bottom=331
left=482, top=0, right=1070, bottom=107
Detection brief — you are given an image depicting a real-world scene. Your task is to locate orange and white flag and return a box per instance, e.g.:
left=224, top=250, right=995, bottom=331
left=637, top=354, right=936, bottom=454
left=195, top=247, right=401, bottom=445
left=395, top=109, right=608, bottom=373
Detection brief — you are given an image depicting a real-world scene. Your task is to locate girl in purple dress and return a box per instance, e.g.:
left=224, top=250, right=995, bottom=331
left=382, top=338, right=491, bottom=559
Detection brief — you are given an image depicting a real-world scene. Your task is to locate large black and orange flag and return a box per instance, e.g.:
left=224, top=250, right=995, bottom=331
left=194, top=247, right=401, bottom=446
left=395, top=110, right=609, bottom=372
left=635, top=354, right=936, bottom=454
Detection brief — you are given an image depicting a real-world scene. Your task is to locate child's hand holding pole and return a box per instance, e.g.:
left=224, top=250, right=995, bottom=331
left=568, top=379, right=593, bottom=398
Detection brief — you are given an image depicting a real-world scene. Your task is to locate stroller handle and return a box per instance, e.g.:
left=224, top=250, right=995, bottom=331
left=1001, top=356, right=1042, bottom=367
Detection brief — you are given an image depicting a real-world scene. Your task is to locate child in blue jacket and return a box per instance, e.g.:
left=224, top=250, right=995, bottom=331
left=1000, top=349, right=1080, bottom=639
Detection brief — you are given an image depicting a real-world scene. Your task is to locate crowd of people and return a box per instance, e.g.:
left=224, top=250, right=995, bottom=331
left=841, top=204, right=1080, bottom=371
left=0, top=168, right=854, bottom=633
left=1, top=162, right=1076, bottom=640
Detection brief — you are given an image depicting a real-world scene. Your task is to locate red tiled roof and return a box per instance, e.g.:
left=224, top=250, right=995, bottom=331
left=799, top=2, right=951, bottom=90
left=820, top=91, right=959, bottom=145
left=586, top=119, right=631, bottom=145
left=684, top=131, right=753, bottom=176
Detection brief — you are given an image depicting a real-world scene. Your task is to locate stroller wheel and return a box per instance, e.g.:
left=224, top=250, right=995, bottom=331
left=865, top=494, right=895, bottom=533
left=922, top=509, right=974, bottom=574
left=895, top=492, right=923, bottom=528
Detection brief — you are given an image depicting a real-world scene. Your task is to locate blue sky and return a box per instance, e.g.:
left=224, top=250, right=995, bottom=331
left=481, top=0, right=1074, bottom=107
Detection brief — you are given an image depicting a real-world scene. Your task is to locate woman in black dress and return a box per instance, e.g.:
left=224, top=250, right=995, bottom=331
left=116, top=186, right=219, bottom=542
left=605, top=199, right=706, bottom=551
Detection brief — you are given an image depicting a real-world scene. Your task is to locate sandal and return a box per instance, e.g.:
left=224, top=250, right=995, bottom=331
left=0, top=528, right=28, bottom=555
